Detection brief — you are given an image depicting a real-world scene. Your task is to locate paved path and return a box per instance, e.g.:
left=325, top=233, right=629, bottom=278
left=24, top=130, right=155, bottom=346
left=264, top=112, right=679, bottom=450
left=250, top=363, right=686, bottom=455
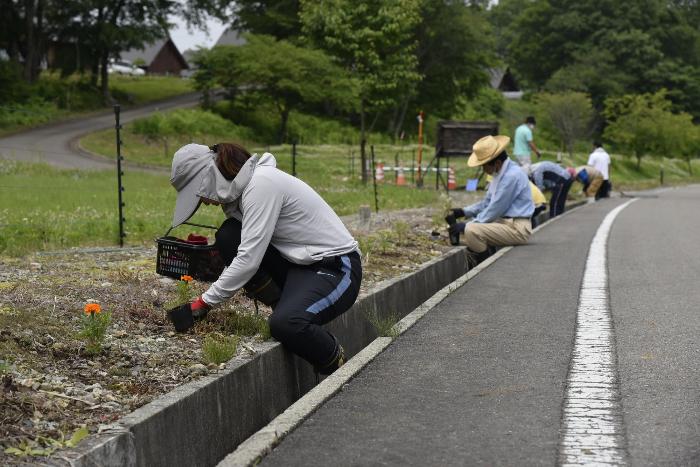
left=259, top=186, right=700, bottom=466
left=0, top=92, right=200, bottom=170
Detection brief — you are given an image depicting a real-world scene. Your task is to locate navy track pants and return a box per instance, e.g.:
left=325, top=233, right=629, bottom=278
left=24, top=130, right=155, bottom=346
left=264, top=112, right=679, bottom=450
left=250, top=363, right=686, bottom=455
left=215, top=218, right=362, bottom=368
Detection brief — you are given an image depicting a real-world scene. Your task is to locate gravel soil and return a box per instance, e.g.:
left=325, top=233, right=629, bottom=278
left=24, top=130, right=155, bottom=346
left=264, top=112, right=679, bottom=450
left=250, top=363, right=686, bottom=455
left=0, top=195, right=478, bottom=464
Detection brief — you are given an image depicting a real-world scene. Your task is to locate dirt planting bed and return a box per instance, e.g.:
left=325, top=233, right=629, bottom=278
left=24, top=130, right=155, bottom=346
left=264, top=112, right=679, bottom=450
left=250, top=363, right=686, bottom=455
left=0, top=202, right=474, bottom=464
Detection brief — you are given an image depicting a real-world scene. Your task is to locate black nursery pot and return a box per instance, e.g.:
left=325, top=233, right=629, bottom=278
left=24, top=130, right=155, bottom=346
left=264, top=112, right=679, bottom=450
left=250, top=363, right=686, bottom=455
left=168, top=304, right=194, bottom=332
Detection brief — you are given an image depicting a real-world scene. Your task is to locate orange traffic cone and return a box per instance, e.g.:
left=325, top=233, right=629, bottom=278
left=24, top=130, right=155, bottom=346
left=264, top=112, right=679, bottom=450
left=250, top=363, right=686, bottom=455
left=396, top=167, right=406, bottom=186
left=375, top=162, right=385, bottom=183
left=447, top=167, right=457, bottom=190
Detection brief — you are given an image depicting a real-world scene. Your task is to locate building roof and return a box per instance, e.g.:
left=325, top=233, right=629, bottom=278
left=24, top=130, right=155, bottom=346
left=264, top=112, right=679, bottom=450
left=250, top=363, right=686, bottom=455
left=488, top=67, right=522, bottom=99
left=488, top=67, right=520, bottom=92
left=215, top=28, right=247, bottom=47
left=120, top=37, right=188, bottom=69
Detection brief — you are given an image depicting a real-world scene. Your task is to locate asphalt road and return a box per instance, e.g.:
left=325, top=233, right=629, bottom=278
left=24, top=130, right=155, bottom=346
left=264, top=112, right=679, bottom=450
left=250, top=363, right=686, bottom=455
left=0, top=92, right=201, bottom=170
left=260, top=186, right=700, bottom=466
left=610, top=186, right=700, bottom=466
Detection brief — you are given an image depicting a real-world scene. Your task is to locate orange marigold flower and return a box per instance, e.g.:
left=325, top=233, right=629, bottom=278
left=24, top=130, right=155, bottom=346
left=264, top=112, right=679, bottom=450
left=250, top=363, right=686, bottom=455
left=84, top=303, right=101, bottom=315
left=180, top=275, right=193, bottom=282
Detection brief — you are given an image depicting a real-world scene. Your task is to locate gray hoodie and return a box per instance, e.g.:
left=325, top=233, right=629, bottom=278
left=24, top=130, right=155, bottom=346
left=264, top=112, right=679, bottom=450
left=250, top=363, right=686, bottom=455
left=199, top=151, right=358, bottom=306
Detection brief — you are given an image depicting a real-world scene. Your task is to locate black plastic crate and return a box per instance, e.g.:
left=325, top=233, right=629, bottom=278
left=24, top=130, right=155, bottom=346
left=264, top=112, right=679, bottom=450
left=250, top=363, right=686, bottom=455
left=156, top=236, right=225, bottom=282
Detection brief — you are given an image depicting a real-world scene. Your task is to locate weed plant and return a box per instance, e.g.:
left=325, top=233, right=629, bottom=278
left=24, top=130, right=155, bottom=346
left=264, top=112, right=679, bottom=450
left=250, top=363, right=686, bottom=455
left=224, top=310, right=271, bottom=339
left=202, top=333, right=239, bottom=364
left=365, top=310, right=400, bottom=338
left=393, top=221, right=409, bottom=244
left=4, top=426, right=89, bottom=458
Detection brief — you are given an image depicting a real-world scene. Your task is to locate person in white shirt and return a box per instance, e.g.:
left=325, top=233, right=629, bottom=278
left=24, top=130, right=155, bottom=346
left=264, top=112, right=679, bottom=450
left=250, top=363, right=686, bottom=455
left=587, top=141, right=611, bottom=199
left=169, top=142, right=361, bottom=375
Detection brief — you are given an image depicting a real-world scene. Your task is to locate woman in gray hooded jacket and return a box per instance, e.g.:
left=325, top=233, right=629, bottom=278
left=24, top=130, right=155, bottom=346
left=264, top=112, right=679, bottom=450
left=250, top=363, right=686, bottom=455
left=170, top=142, right=361, bottom=374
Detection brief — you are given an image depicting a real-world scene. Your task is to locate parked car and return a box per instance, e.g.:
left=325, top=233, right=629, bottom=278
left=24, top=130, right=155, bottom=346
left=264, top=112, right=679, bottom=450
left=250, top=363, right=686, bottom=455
left=108, top=60, right=145, bottom=76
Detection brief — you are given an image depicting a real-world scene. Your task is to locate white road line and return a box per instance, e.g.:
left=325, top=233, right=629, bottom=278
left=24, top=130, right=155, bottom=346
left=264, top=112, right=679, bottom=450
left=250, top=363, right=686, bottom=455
left=559, top=199, right=637, bottom=466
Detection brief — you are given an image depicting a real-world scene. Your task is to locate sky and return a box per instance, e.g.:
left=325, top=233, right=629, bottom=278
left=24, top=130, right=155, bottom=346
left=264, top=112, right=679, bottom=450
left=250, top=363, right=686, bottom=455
left=170, top=17, right=229, bottom=53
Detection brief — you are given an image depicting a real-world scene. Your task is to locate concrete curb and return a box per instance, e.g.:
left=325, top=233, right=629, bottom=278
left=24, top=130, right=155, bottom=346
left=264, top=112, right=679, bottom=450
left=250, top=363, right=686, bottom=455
left=217, top=200, right=588, bottom=466
left=53, top=201, right=587, bottom=467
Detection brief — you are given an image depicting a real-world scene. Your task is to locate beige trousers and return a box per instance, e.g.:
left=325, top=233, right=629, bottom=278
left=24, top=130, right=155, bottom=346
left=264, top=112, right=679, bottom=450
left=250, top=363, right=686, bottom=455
left=585, top=175, right=604, bottom=197
left=463, top=218, right=532, bottom=253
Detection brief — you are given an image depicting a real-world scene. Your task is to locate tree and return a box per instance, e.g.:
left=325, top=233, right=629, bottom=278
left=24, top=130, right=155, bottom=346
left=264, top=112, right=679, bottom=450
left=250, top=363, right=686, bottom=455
left=231, top=0, right=301, bottom=41
left=494, top=0, right=700, bottom=118
left=655, top=111, right=699, bottom=174
left=194, top=35, right=358, bottom=144
left=537, top=92, right=594, bottom=157
left=300, top=0, right=422, bottom=182
left=603, top=91, right=673, bottom=169
left=405, top=1, right=494, bottom=138
left=1, top=0, right=233, bottom=101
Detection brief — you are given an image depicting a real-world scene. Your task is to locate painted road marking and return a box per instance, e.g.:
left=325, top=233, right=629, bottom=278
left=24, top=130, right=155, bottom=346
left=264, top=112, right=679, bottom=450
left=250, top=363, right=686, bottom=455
left=559, top=199, right=637, bottom=466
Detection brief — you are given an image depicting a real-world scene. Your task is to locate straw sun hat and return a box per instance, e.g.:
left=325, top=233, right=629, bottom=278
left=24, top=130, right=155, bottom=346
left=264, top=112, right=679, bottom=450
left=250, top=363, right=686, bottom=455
left=467, top=135, right=511, bottom=167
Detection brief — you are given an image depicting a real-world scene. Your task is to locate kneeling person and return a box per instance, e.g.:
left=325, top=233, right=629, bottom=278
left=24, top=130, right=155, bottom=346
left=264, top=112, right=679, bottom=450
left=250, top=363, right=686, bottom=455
left=446, top=135, right=534, bottom=256
left=170, top=143, right=361, bottom=375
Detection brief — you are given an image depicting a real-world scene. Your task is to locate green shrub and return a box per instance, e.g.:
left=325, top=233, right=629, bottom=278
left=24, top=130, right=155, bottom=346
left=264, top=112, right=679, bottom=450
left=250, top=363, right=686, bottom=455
left=0, top=97, right=63, bottom=128
left=0, top=61, right=30, bottom=103
left=132, top=113, right=167, bottom=139
left=131, top=109, right=254, bottom=141
left=288, top=112, right=393, bottom=145
left=213, top=101, right=392, bottom=145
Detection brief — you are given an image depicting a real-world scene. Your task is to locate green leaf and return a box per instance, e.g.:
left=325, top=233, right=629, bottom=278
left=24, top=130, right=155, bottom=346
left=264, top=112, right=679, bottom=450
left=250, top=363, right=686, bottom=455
left=66, top=426, right=89, bottom=447
left=4, top=447, right=28, bottom=456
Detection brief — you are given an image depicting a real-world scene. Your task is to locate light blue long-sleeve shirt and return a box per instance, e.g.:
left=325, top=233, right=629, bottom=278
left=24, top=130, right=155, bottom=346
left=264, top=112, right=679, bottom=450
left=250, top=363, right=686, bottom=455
left=529, top=161, right=571, bottom=191
left=462, top=158, right=534, bottom=223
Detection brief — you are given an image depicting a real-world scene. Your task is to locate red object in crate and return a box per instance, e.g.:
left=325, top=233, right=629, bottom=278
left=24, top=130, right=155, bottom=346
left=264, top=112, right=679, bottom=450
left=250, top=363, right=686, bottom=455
left=185, top=234, right=208, bottom=245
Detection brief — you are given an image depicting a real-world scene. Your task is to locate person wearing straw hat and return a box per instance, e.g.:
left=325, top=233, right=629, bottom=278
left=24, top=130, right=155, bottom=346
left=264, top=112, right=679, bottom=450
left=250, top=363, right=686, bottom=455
left=445, top=135, right=534, bottom=257
left=169, top=142, right=361, bottom=375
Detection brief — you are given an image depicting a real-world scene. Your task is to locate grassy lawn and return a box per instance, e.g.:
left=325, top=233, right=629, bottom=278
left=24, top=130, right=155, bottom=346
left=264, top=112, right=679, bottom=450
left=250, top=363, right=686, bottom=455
left=0, top=153, right=451, bottom=256
left=6, top=137, right=699, bottom=257
left=109, top=75, right=194, bottom=105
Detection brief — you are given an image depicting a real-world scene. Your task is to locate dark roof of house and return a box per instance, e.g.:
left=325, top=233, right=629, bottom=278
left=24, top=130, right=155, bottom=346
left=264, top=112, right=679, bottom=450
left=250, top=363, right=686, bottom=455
left=120, top=37, right=189, bottom=69
left=215, top=28, right=247, bottom=47
left=488, top=67, right=520, bottom=93
left=488, top=68, right=506, bottom=89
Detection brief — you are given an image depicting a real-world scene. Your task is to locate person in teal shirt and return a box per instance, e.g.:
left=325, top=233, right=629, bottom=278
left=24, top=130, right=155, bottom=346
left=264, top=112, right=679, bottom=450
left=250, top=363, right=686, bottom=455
left=513, top=116, right=541, bottom=170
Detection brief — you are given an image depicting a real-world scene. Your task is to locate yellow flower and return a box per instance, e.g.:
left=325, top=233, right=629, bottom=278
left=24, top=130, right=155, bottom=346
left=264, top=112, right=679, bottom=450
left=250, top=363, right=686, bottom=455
left=180, top=275, right=193, bottom=283
left=84, top=303, right=101, bottom=315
